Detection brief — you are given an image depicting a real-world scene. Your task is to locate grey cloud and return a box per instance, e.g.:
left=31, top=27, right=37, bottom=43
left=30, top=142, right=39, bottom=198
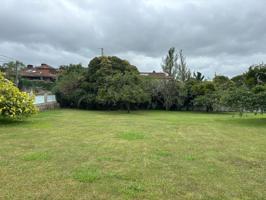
left=0, top=0, right=266, bottom=77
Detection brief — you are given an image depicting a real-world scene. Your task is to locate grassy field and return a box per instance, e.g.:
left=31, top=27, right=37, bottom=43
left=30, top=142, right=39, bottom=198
left=0, top=109, right=265, bottom=200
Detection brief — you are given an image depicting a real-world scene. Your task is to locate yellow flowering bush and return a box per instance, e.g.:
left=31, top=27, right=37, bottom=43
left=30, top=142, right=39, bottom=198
left=0, top=72, right=38, bottom=119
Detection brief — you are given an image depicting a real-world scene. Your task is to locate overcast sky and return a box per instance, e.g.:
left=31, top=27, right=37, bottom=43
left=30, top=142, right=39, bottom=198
left=0, top=0, right=266, bottom=77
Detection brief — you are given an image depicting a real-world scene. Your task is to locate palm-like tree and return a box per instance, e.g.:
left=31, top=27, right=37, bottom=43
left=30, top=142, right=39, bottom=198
left=193, top=72, right=205, bottom=81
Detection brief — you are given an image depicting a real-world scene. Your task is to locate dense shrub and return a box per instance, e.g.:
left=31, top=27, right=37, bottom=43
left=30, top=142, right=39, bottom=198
left=54, top=64, right=86, bottom=108
left=55, top=57, right=148, bottom=112
left=54, top=54, right=266, bottom=115
left=0, top=73, right=37, bottom=119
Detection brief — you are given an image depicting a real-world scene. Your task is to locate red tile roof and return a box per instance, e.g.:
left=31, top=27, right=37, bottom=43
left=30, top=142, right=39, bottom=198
left=140, top=71, right=171, bottom=79
left=21, top=64, right=57, bottom=79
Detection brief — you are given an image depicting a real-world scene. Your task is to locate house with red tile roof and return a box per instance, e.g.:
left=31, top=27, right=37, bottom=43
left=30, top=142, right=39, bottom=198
left=20, top=64, right=58, bottom=82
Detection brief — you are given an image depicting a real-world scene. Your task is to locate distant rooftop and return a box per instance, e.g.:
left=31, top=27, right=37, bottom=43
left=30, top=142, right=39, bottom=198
left=140, top=71, right=171, bottom=79
left=20, top=64, right=57, bottom=81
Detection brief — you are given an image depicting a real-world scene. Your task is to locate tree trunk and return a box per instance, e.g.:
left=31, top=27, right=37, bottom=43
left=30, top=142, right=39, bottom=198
left=126, top=103, right=130, bottom=113
left=239, top=109, right=243, bottom=117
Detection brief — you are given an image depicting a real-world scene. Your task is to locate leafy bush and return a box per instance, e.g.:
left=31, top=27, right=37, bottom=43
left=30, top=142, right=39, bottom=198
left=54, top=64, right=86, bottom=108
left=20, top=79, right=55, bottom=91
left=54, top=54, right=266, bottom=114
left=54, top=58, right=148, bottom=112
left=221, top=86, right=253, bottom=115
left=0, top=72, right=38, bottom=119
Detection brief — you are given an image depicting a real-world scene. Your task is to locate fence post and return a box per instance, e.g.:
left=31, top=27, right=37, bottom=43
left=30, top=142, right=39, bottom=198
left=44, top=93, right=48, bottom=104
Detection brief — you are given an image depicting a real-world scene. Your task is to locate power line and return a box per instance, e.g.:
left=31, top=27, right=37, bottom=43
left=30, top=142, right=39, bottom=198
left=0, top=54, right=19, bottom=87
left=0, top=54, right=16, bottom=60
left=0, top=57, right=12, bottom=63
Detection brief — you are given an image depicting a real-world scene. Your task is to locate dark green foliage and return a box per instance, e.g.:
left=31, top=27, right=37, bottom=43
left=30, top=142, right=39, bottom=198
left=54, top=54, right=265, bottom=115
left=160, top=80, right=181, bottom=110
left=251, top=85, right=266, bottom=114
left=161, top=48, right=191, bottom=82
left=193, top=72, right=205, bottom=81
left=213, top=75, right=234, bottom=90
left=85, top=56, right=146, bottom=112
left=176, top=50, right=191, bottom=82
left=55, top=57, right=148, bottom=112
left=244, top=64, right=266, bottom=86
left=54, top=64, right=86, bottom=107
left=222, top=86, right=253, bottom=115
left=229, top=64, right=266, bottom=114
left=20, top=79, right=55, bottom=91
left=143, top=78, right=164, bottom=109
left=232, top=64, right=266, bottom=87
left=161, top=47, right=178, bottom=78
left=193, top=81, right=218, bottom=112
left=159, top=48, right=191, bottom=110
left=231, top=74, right=245, bottom=86
left=96, top=71, right=148, bottom=112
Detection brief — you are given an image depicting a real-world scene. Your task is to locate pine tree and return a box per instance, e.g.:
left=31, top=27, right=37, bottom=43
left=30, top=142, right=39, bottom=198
left=161, top=47, right=178, bottom=79
left=177, top=50, right=191, bottom=82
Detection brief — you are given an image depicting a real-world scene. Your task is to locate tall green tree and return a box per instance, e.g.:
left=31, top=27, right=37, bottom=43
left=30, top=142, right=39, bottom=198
left=231, top=64, right=266, bottom=87
left=161, top=47, right=178, bottom=78
left=193, top=81, right=218, bottom=112
left=244, top=64, right=266, bottom=87
left=213, top=75, right=234, bottom=90
left=54, top=64, right=86, bottom=107
left=86, top=56, right=147, bottom=112
left=97, top=71, right=148, bottom=112
left=176, top=50, right=191, bottom=83
left=160, top=80, right=182, bottom=110
left=252, top=85, right=266, bottom=114
left=160, top=48, right=185, bottom=110
left=222, top=86, right=253, bottom=116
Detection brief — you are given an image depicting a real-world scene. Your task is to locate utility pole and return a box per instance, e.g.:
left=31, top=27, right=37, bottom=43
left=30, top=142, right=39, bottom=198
left=15, top=60, right=19, bottom=87
left=0, top=54, right=20, bottom=87
left=100, top=48, right=104, bottom=57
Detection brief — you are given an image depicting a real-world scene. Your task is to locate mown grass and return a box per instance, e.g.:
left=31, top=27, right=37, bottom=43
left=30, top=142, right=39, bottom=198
left=0, top=109, right=265, bottom=199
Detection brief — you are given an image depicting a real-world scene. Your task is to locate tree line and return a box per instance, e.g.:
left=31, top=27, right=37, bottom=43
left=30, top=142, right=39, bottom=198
left=54, top=48, right=266, bottom=114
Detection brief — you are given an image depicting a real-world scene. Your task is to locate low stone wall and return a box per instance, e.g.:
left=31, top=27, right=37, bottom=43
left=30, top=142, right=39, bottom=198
left=36, top=102, right=60, bottom=111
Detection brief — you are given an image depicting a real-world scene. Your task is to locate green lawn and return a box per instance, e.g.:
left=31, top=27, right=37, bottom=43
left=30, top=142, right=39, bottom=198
left=0, top=109, right=265, bottom=200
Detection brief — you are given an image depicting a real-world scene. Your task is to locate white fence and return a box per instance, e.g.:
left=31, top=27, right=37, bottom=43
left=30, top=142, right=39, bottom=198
left=34, top=94, right=56, bottom=105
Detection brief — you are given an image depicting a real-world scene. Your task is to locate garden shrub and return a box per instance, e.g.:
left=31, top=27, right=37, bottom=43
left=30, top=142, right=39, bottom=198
left=0, top=72, right=38, bottom=119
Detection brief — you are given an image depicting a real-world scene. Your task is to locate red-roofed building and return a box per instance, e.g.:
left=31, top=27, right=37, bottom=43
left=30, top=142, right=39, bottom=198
left=140, top=71, right=171, bottom=80
left=20, top=64, right=58, bottom=81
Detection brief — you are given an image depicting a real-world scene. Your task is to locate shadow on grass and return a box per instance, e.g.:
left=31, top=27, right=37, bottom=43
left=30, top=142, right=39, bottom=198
left=0, top=117, right=31, bottom=127
left=185, top=111, right=233, bottom=115
left=96, top=110, right=148, bottom=116
left=57, top=108, right=236, bottom=116
left=0, top=110, right=60, bottom=128
left=97, top=110, right=234, bottom=117
left=61, top=108, right=142, bottom=116
left=223, top=117, right=266, bottom=128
